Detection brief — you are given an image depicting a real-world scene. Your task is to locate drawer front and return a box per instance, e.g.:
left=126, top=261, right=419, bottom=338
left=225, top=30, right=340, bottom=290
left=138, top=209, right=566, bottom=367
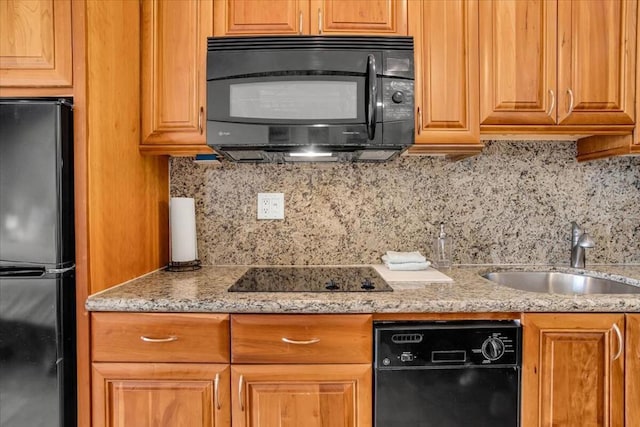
left=92, top=313, right=229, bottom=363
left=231, top=314, right=372, bottom=363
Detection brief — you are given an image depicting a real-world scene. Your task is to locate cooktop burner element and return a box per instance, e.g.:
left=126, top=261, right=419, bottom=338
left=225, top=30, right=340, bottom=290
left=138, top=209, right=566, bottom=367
left=228, top=266, right=393, bottom=292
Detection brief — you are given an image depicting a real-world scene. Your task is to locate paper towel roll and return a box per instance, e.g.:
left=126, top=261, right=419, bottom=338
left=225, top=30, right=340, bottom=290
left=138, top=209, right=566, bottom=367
left=170, top=197, right=198, bottom=263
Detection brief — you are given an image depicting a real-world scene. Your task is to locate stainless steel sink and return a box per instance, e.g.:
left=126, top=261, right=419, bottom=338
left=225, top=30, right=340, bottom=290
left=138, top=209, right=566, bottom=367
left=483, top=271, right=640, bottom=295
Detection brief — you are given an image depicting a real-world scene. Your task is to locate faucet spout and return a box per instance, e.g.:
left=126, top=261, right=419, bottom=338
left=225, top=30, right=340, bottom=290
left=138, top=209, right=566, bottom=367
left=570, top=222, right=595, bottom=268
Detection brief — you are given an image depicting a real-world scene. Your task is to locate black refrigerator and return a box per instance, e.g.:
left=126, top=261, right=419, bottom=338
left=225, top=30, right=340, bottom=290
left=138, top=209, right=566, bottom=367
left=0, top=98, right=76, bottom=427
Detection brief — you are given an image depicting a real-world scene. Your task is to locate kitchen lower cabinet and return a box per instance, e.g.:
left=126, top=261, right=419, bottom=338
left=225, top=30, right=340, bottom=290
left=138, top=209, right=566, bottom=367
left=627, top=314, right=640, bottom=427
left=521, top=313, right=625, bottom=427
left=230, top=314, right=372, bottom=427
left=231, top=364, right=372, bottom=427
left=92, top=363, right=230, bottom=427
left=91, top=313, right=231, bottom=427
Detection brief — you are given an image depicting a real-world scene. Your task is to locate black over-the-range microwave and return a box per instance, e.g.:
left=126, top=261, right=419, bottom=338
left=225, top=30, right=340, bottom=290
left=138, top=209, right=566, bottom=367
left=206, top=36, right=414, bottom=162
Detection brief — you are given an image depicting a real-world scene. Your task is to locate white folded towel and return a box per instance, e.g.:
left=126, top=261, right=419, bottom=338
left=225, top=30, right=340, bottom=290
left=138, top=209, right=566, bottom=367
left=384, top=261, right=431, bottom=271
left=382, top=251, right=427, bottom=264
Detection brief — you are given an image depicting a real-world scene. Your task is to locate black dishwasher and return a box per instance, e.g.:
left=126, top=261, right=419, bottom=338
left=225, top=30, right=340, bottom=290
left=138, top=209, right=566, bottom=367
left=374, top=320, right=521, bottom=427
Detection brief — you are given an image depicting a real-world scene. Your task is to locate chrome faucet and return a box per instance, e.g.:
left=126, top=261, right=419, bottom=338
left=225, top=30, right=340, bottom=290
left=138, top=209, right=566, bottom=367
left=570, top=222, right=595, bottom=268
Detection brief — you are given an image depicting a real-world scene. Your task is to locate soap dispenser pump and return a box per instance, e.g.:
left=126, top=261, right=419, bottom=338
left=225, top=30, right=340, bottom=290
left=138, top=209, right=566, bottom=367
left=433, top=222, right=452, bottom=270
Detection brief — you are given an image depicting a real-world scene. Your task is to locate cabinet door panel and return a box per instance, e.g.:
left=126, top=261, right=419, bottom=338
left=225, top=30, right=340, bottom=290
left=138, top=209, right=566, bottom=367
left=310, top=0, right=407, bottom=35
left=557, top=0, right=635, bottom=125
left=479, top=0, right=556, bottom=125
left=410, top=0, right=480, bottom=148
left=213, top=0, right=307, bottom=36
left=141, top=0, right=211, bottom=149
left=0, top=0, right=72, bottom=87
left=92, top=363, right=230, bottom=427
left=522, top=314, right=624, bottom=427
left=232, top=364, right=371, bottom=427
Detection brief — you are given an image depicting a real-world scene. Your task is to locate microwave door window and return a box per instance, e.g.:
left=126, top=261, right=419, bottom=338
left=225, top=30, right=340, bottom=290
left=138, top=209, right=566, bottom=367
left=229, top=81, right=358, bottom=121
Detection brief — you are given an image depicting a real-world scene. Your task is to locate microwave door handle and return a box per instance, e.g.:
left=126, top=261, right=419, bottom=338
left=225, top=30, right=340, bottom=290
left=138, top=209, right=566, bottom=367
left=365, top=54, right=377, bottom=140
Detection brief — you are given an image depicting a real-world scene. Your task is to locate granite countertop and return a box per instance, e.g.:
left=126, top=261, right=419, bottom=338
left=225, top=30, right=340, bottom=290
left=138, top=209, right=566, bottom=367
left=85, top=265, right=640, bottom=313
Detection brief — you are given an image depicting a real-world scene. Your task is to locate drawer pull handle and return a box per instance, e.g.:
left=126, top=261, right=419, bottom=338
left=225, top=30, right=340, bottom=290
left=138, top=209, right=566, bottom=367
left=214, top=372, right=221, bottom=410
left=239, top=374, right=245, bottom=412
left=612, top=323, right=623, bottom=361
left=281, top=337, right=321, bottom=345
left=547, top=89, right=555, bottom=117
left=140, top=335, right=178, bottom=343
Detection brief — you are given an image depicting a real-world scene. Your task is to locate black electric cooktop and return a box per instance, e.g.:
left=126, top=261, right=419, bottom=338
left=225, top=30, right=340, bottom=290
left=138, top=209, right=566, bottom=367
left=228, top=266, right=393, bottom=292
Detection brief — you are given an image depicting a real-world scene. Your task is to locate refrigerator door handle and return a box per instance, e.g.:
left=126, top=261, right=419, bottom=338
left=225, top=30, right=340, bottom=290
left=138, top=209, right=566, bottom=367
left=0, top=264, right=74, bottom=277
left=0, top=266, right=46, bottom=276
left=46, top=265, right=75, bottom=275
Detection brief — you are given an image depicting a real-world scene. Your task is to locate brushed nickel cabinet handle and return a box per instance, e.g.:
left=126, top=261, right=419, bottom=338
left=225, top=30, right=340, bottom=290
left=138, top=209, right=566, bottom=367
left=298, top=10, right=302, bottom=34
left=140, top=335, right=178, bottom=343
left=214, top=372, right=221, bottom=410
left=198, top=106, right=204, bottom=134
left=417, top=107, right=422, bottom=135
left=281, top=337, right=321, bottom=345
left=318, top=9, right=322, bottom=34
left=547, top=89, right=555, bottom=117
left=612, top=323, right=623, bottom=361
left=238, top=374, right=245, bottom=412
left=566, top=88, right=574, bottom=114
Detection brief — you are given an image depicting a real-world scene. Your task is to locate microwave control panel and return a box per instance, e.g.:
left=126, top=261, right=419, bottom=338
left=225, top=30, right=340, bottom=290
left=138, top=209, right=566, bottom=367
left=382, top=79, right=414, bottom=122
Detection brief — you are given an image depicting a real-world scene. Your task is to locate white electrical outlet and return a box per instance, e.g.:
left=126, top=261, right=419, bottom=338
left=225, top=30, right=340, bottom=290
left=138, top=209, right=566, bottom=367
left=257, top=193, right=284, bottom=220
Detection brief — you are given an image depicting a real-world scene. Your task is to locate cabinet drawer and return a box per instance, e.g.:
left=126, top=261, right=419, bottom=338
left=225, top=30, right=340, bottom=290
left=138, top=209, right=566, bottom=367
left=231, top=314, right=372, bottom=363
left=92, top=313, right=229, bottom=363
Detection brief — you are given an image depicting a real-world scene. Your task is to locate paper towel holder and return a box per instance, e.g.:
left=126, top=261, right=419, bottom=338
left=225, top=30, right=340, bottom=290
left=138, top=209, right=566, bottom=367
left=166, top=259, right=202, bottom=272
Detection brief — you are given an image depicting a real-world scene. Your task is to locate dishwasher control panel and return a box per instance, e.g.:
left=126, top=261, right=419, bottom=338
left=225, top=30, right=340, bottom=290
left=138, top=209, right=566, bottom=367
left=374, top=320, right=521, bottom=368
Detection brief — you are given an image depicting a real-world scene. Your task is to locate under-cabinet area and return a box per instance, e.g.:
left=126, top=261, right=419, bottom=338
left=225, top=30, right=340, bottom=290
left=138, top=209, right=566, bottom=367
left=89, top=311, right=640, bottom=427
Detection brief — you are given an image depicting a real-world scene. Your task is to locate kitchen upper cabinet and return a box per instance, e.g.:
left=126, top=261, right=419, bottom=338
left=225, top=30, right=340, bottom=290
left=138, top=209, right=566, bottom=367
left=140, top=0, right=214, bottom=156
left=309, top=0, right=407, bottom=35
left=556, top=0, right=635, bottom=126
left=480, top=0, right=636, bottom=134
left=479, top=0, right=556, bottom=126
left=231, top=364, right=372, bottom=427
left=627, top=314, right=640, bottom=427
left=408, top=0, right=482, bottom=156
left=576, top=0, right=640, bottom=161
left=0, top=0, right=73, bottom=88
left=522, top=313, right=625, bottom=427
left=213, top=0, right=407, bottom=36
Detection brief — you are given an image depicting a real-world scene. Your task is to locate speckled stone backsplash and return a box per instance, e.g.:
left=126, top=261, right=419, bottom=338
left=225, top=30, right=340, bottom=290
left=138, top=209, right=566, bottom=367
left=170, top=141, right=640, bottom=266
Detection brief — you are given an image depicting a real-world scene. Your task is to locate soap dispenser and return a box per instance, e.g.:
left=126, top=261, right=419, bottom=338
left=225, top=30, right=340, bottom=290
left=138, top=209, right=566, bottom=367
left=433, top=222, right=452, bottom=270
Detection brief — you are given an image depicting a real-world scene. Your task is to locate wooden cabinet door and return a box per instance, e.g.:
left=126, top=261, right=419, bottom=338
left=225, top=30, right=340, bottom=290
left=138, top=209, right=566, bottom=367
left=92, top=363, right=230, bottom=427
left=0, top=0, right=73, bottom=87
left=231, top=364, right=371, bottom=427
left=309, top=0, right=407, bottom=35
left=522, top=314, right=625, bottom=427
left=557, top=0, right=636, bottom=125
left=213, top=0, right=308, bottom=36
left=627, top=314, right=640, bottom=427
left=479, top=0, right=557, bottom=126
left=408, top=0, right=481, bottom=154
left=140, top=0, right=212, bottom=155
